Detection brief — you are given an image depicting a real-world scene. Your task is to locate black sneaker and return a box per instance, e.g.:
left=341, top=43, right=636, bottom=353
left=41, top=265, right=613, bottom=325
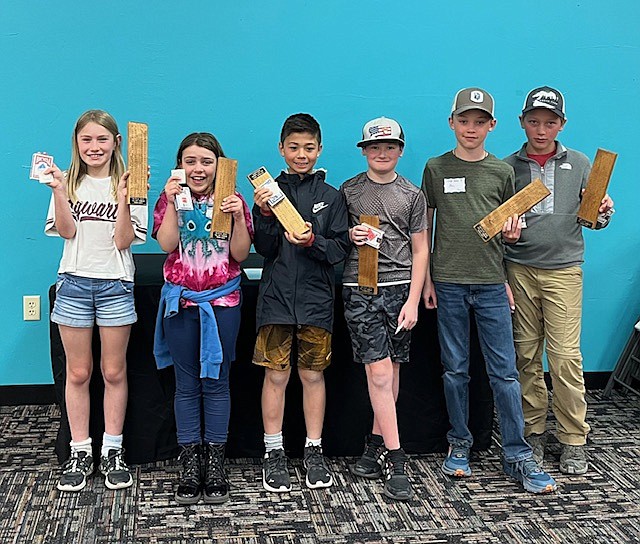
left=383, top=448, right=413, bottom=501
left=99, top=448, right=133, bottom=490
left=57, top=450, right=94, bottom=492
left=303, top=445, right=333, bottom=489
left=175, top=444, right=202, bottom=504
left=262, top=448, right=291, bottom=493
left=204, top=443, right=229, bottom=504
left=350, top=434, right=387, bottom=480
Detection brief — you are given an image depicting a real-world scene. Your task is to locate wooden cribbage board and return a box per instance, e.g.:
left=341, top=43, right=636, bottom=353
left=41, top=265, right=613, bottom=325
left=358, top=215, right=379, bottom=295
left=211, top=158, right=237, bottom=240
left=127, top=122, right=148, bottom=205
left=577, top=149, right=617, bottom=228
left=247, top=166, right=309, bottom=236
left=474, top=179, right=551, bottom=242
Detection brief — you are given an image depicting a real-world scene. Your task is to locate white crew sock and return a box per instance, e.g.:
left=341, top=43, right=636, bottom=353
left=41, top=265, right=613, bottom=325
left=264, top=431, right=284, bottom=453
left=70, top=437, right=92, bottom=455
left=101, top=433, right=123, bottom=457
left=305, top=437, right=322, bottom=448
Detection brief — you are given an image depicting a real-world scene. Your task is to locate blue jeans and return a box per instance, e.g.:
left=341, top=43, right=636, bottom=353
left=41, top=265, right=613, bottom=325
left=434, top=282, right=531, bottom=462
left=163, top=304, right=241, bottom=445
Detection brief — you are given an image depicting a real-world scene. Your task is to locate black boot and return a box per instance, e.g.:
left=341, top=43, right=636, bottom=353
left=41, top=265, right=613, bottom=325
left=175, top=444, right=202, bottom=505
left=203, top=443, right=229, bottom=504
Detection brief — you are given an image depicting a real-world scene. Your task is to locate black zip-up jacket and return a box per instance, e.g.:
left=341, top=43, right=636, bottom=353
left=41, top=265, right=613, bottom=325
left=252, top=170, right=349, bottom=332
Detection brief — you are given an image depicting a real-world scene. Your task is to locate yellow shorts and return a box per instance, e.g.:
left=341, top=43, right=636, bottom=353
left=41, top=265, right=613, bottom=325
left=253, top=324, right=332, bottom=371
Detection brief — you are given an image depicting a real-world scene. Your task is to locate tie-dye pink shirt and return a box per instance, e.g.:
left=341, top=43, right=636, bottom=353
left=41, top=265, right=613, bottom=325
left=152, top=192, right=253, bottom=307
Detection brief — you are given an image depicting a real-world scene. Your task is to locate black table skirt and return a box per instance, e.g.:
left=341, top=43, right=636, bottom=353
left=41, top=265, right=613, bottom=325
left=50, top=254, right=494, bottom=464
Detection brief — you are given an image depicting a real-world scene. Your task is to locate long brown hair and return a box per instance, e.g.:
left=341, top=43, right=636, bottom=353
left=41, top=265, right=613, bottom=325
left=66, top=110, right=125, bottom=202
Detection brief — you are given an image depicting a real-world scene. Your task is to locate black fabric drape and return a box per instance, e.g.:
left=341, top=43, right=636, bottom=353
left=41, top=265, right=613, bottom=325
left=51, top=254, right=493, bottom=464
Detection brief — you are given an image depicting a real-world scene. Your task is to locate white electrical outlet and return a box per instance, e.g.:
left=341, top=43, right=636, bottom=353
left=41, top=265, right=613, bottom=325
left=23, top=295, right=41, bottom=321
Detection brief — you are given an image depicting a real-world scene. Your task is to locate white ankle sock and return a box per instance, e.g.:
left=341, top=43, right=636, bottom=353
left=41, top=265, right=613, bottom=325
left=305, top=437, right=322, bottom=448
left=70, top=437, right=92, bottom=455
left=101, top=433, right=123, bottom=457
left=264, top=432, right=284, bottom=453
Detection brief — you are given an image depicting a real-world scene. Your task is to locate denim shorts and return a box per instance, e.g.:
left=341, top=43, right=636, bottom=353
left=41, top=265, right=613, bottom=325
left=51, top=273, right=137, bottom=328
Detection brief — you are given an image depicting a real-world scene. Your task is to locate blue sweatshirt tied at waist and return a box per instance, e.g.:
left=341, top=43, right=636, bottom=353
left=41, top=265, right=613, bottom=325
left=153, top=276, right=242, bottom=379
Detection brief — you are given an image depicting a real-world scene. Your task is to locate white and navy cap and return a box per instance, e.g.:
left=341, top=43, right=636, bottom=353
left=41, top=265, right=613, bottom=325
left=357, top=116, right=405, bottom=147
left=522, top=86, right=566, bottom=120
left=451, top=87, right=495, bottom=118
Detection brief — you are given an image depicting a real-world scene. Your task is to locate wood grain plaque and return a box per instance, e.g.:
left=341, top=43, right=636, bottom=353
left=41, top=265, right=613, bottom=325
left=247, top=166, right=309, bottom=236
left=127, top=122, right=148, bottom=205
left=211, top=157, right=237, bottom=240
left=358, top=215, right=379, bottom=295
left=474, top=179, right=551, bottom=242
left=577, top=149, right=617, bottom=228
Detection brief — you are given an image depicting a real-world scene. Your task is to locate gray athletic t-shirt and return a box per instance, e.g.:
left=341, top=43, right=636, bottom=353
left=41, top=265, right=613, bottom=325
left=341, top=172, right=427, bottom=284
left=422, top=151, right=515, bottom=284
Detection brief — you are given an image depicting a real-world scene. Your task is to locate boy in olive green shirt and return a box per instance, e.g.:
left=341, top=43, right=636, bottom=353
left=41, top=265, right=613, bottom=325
left=422, top=87, right=556, bottom=494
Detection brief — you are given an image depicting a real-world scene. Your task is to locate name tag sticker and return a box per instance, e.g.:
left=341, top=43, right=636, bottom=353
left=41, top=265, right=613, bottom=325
left=444, top=177, right=466, bottom=193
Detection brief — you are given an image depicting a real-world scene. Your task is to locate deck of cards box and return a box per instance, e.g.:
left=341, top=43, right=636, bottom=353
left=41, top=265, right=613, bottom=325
left=172, top=169, right=194, bottom=211
left=31, top=152, right=54, bottom=183
left=361, top=222, right=384, bottom=250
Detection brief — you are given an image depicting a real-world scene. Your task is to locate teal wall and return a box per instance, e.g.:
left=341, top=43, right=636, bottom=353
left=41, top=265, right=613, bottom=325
left=2, top=1, right=639, bottom=385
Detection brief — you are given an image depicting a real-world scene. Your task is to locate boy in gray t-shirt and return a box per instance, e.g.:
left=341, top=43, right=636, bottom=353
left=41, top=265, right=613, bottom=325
left=340, top=116, right=428, bottom=501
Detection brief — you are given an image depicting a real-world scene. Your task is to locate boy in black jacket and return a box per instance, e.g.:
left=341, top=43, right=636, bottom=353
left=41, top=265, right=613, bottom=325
left=252, top=113, right=349, bottom=493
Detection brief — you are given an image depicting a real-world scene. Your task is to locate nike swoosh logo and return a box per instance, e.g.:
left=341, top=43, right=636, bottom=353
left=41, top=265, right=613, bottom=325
left=313, top=202, right=328, bottom=213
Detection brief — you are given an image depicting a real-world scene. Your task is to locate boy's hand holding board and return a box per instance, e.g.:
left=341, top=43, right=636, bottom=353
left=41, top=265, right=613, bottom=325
left=357, top=214, right=380, bottom=295
left=474, top=179, right=551, bottom=242
left=247, top=166, right=309, bottom=237
left=577, top=149, right=617, bottom=229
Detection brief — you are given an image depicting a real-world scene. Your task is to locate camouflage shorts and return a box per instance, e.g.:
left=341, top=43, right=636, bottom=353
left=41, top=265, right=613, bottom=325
left=253, top=324, right=332, bottom=371
left=342, top=284, right=411, bottom=364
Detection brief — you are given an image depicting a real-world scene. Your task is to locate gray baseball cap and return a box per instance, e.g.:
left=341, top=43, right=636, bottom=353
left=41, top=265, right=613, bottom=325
left=451, top=87, right=494, bottom=118
left=357, top=116, right=405, bottom=147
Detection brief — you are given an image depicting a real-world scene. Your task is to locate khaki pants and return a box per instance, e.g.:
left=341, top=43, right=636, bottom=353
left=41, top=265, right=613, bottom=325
left=506, top=262, right=590, bottom=445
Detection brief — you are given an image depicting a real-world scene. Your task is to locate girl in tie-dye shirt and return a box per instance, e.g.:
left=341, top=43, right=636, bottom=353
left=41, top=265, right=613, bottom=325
left=152, top=132, right=252, bottom=505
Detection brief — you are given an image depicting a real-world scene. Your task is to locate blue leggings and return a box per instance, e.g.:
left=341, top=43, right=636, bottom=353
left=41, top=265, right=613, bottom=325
left=163, top=304, right=241, bottom=445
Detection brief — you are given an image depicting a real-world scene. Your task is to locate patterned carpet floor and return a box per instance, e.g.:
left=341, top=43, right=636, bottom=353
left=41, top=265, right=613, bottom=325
left=1, top=390, right=639, bottom=544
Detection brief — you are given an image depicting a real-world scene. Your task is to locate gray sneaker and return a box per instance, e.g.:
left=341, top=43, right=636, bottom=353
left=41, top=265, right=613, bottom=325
left=559, top=444, right=588, bottom=475
left=99, top=448, right=133, bottom=490
left=58, top=450, right=94, bottom=492
left=526, top=433, right=548, bottom=466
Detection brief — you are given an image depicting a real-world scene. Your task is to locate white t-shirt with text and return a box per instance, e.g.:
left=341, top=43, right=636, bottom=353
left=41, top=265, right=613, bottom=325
left=45, top=175, right=147, bottom=281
